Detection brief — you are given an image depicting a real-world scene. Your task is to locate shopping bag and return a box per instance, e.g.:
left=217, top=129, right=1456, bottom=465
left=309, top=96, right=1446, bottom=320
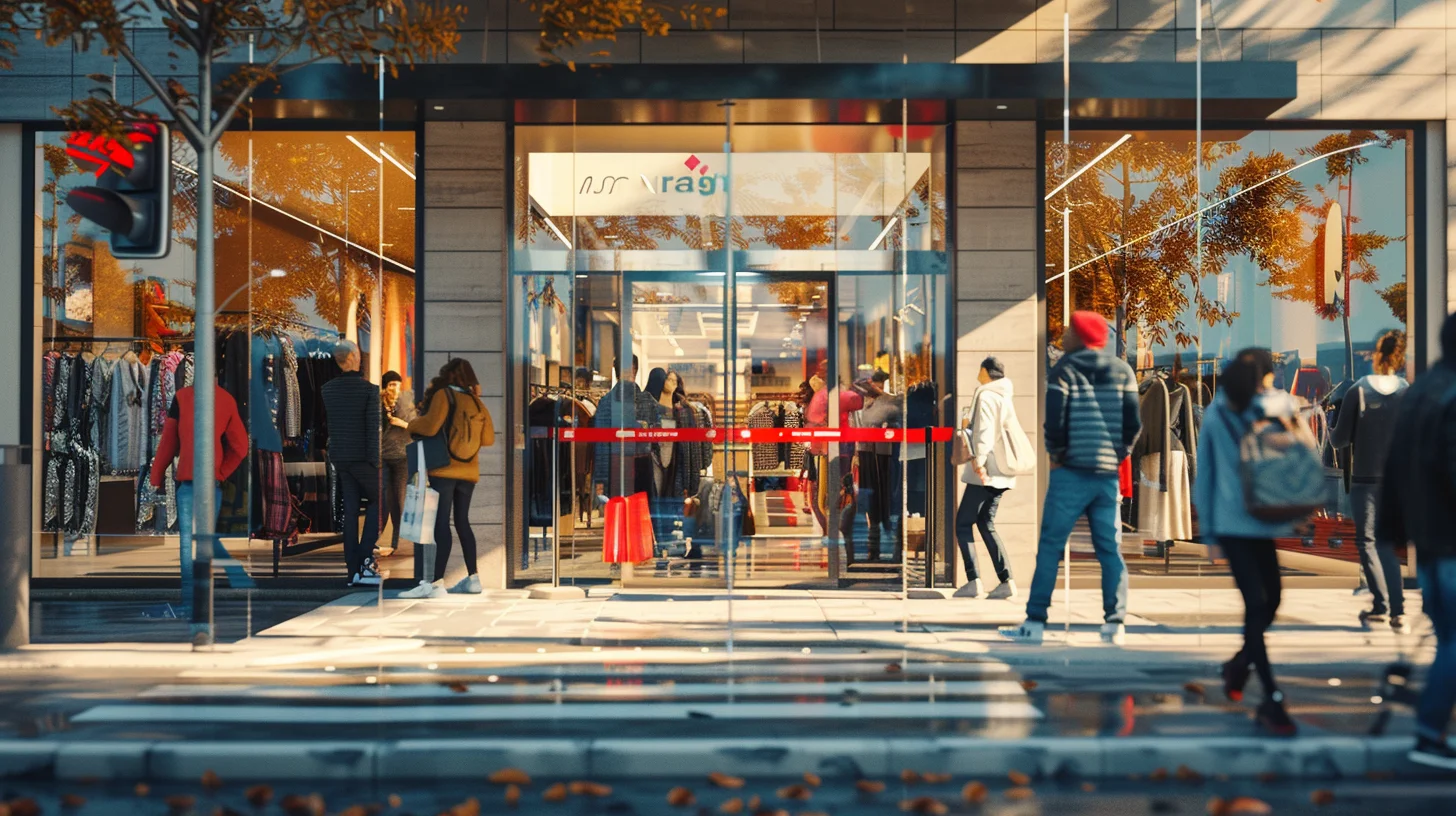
left=400, top=444, right=439, bottom=545
left=604, top=492, right=655, bottom=563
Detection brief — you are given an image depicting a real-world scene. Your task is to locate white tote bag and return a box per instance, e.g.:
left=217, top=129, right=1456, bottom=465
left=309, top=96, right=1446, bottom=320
left=400, top=443, right=439, bottom=545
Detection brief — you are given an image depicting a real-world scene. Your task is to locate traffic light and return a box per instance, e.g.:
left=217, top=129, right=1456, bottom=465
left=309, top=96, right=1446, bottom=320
left=64, top=122, right=171, bottom=259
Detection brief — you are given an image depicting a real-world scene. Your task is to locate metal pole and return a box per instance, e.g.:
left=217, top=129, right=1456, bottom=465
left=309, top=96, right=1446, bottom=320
left=1062, top=7, right=1071, bottom=640
left=191, top=51, right=218, bottom=649
left=1196, top=0, right=1204, bottom=399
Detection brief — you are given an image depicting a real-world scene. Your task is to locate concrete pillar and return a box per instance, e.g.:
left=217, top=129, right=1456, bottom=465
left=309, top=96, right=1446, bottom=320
left=0, top=446, right=29, bottom=649
left=954, top=120, right=1042, bottom=582
left=0, top=124, right=26, bottom=647
left=421, top=121, right=509, bottom=588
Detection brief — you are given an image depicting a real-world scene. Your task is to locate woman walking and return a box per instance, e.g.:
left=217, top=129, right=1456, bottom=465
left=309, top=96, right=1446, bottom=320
left=1194, top=348, right=1301, bottom=736
left=954, top=356, right=1018, bottom=600
left=1332, top=331, right=1410, bottom=633
left=379, top=371, right=416, bottom=558
left=399, top=359, right=495, bottom=598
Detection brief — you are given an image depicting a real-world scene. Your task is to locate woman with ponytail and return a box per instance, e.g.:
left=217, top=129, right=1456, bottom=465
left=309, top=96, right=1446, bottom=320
left=1333, top=331, right=1411, bottom=634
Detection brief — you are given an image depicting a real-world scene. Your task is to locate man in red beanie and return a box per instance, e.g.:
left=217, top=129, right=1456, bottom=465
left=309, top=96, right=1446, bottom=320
left=1001, top=311, right=1141, bottom=646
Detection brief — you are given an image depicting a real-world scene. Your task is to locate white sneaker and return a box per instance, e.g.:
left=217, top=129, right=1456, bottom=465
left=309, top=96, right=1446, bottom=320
left=999, top=620, right=1045, bottom=644
left=350, top=565, right=382, bottom=587
left=447, top=574, right=483, bottom=595
left=953, top=580, right=983, bottom=598
left=398, top=579, right=444, bottom=599
left=1100, top=622, right=1127, bottom=646
left=1391, top=616, right=1413, bottom=635
left=987, top=580, right=1018, bottom=600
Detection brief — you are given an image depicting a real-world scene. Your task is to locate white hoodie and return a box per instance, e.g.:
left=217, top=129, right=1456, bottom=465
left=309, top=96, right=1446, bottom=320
left=960, top=376, right=1018, bottom=490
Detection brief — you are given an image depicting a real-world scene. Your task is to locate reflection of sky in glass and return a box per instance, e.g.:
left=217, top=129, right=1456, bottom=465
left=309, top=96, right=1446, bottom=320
left=1066, top=130, right=1407, bottom=381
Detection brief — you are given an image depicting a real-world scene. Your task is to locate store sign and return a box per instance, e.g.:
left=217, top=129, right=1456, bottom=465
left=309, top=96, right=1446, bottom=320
left=528, top=151, right=930, bottom=219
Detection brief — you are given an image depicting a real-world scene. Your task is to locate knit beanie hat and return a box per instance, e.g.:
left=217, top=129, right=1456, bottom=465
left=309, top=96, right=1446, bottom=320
left=1069, top=311, right=1110, bottom=350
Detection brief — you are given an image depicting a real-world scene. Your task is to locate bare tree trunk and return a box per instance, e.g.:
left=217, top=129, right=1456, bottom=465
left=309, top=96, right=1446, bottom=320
left=191, top=53, right=217, bottom=649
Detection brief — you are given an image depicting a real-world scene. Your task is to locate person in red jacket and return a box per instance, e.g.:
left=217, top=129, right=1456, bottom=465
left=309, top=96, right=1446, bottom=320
left=148, top=384, right=254, bottom=617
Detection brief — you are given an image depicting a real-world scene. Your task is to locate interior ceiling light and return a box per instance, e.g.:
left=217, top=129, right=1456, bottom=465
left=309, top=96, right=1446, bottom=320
left=433, top=105, right=445, bottom=111
left=346, top=134, right=381, bottom=164
left=379, top=146, right=417, bottom=180
left=996, top=104, right=1008, bottom=110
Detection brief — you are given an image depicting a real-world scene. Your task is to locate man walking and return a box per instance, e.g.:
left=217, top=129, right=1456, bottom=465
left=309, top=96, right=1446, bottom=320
left=321, top=341, right=383, bottom=587
left=1378, top=312, right=1456, bottom=769
left=1001, top=311, right=1141, bottom=645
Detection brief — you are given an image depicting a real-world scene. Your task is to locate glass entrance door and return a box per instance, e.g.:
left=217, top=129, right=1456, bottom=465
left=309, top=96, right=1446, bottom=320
left=511, top=111, right=952, bottom=594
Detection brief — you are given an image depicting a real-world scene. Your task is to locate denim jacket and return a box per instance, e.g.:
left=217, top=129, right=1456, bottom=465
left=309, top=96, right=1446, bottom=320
left=1193, top=389, right=1304, bottom=543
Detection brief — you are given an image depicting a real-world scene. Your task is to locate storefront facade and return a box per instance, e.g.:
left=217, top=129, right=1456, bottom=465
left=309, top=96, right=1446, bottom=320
left=0, top=1, right=1453, bottom=639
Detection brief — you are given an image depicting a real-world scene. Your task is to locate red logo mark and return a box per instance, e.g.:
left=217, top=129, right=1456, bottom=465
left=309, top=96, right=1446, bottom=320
left=684, top=154, right=709, bottom=176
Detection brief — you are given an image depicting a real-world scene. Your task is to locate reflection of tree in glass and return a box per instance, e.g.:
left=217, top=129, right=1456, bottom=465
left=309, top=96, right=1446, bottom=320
left=1046, top=137, right=1226, bottom=354
left=40, top=143, right=84, bottom=311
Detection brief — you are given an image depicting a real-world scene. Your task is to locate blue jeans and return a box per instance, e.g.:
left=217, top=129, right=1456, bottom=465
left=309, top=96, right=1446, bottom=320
left=1417, top=557, right=1456, bottom=741
left=1025, top=467, right=1128, bottom=625
left=177, top=481, right=255, bottom=614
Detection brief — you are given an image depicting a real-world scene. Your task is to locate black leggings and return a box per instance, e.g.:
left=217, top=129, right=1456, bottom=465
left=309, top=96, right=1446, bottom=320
left=1222, top=537, right=1282, bottom=698
left=429, top=476, right=478, bottom=581
left=382, top=458, right=408, bottom=549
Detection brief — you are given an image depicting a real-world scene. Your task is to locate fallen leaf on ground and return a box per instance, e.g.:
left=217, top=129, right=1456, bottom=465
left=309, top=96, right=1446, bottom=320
left=279, top=793, right=325, bottom=816
left=1184, top=682, right=1207, bottom=696
left=504, top=784, right=521, bottom=807
left=387, top=794, right=402, bottom=809
left=898, top=796, right=948, bottom=814
left=1005, top=787, right=1035, bottom=801
left=1366, top=770, right=1396, bottom=781
left=1256, top=772, right=1278, bottom=785
left=961, top=781, right=987, bottom=803
left=1149, top=767, right=1169, bottom=782
left=245, top=785, right=272, bottom=807
left=709, top=772, right=745, bottom=789
left=446, top=682, right=469, bottom=693
left=336, top=806, right=375, bottom=816
left=748, top=794, right=762, bottom=811
left=776, top=784, right=811, bottom=801
left=447, top=796, right=480, bottom=816
left=490, top=768, right=532, bottom=786
left=1226, top=797, right=1274, bottom=814
left=667, top=787, right=696, bottom=807
left=885, top=662, right=902, bottom=673
left=921, top=772, right=951, bottom=784
left=165, top=794, right=197, bottom=814
left=569, top=781, right=613, bottom=797
left=802, top=772, right=821, bottom=788
left=543, top=783, right=568, bottom=802
left=899, top=769, right=922, bottom=784
left=1020, top=679, right=1038, bottom=691
left=1311, top=789, right=1336, bottom=807
left=1081, top=782, right=1097, bottom=793
left=201, top=769, right=223, bottom=790
left=1177, top=765, right=1203, bottom=783
left=1207, top=796, right=1228, bottom=816
left=60, top=793, right=85, bottom=808
left=855, top=780, right=886, bottom=795
left=1007, top=770, right=1030, bottom=786
left=134, top=783, right=151, bottom=798
left=719, top=797, right=744, bottom=813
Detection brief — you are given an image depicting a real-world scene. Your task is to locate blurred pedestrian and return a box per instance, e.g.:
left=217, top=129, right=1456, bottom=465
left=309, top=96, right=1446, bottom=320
left=954, top=356, right=1018, bottom=600
left=1001, top=311, right=1140, bottom=645
left=1195, top=348, right=1303, bottom=737
left=1332, top=331, right=1409, bottom=633
left=1379, top=312, right=1456, bottom=770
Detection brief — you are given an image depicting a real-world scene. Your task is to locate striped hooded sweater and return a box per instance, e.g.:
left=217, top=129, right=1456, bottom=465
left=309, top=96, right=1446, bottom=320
left=1044, top=348, right=1142, bottom=476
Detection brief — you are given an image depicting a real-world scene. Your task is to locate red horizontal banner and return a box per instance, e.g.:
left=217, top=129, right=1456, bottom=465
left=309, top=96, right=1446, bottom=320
left=556, top=427, right=960, bottom=443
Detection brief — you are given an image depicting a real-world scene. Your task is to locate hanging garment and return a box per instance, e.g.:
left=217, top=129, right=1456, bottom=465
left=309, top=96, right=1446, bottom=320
left=89, top=357, right=115, bottom=473
left=257, top=450, right=294, bottom=537
left=784, top=405, right=806, bottom=471
left=280, top=336, right=303, bottom=440
left=748, top=403, right=779, bottom=471
left=1138, top=450, right=1192, bottom=541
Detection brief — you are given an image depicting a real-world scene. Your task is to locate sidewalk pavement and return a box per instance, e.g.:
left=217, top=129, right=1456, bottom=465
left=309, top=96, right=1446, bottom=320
left=0, top=588, right=1441, bottom=785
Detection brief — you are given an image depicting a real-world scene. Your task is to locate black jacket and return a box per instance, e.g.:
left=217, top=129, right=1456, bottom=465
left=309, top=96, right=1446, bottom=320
left=1378, top=359, right=1456, bottom=561
left=321, top=371, right=380, bottom=466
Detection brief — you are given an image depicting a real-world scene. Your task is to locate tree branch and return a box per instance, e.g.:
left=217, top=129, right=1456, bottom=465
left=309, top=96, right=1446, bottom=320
left=209, top=44, right=308, bottom=141
left=158, top=3, right=203, bottom=52
left=114, top=37, right=206, bottom=146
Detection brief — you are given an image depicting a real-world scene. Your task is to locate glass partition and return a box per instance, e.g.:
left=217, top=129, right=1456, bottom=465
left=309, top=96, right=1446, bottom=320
left=511, top=113, right=952, bottom=601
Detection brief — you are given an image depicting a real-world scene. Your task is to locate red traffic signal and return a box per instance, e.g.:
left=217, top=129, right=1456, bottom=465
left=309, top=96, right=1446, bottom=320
left=64, top=123, right=170, bottom=259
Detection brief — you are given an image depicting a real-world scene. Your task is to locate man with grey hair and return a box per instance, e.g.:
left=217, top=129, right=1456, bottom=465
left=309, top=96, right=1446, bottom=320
left=321, top=340, right=383, bottom=586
